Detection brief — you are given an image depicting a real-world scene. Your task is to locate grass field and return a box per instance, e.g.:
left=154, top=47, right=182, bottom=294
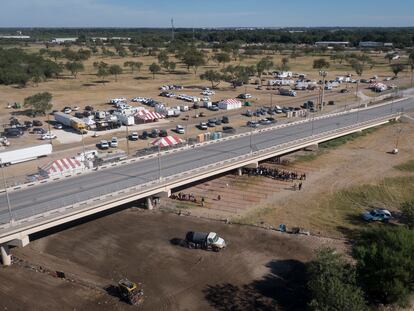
left=395, top=159, right=414, bottom=172
left=237, top=175, right=414, bottom=238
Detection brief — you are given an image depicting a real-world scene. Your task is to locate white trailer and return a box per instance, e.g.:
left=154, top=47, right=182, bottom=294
left=0, top=144, right=52, bottom=166
left=112, top=112, right=135, bottom=126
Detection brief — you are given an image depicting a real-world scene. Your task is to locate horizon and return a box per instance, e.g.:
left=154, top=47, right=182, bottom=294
left=1, top=0, right=413, bottom=28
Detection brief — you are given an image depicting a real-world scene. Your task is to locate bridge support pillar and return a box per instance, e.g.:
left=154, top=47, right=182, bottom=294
left=146, top=197, right=153, bottom=210
left=0, top=244, right=11, bottom=266
left=237, top=168, right=243, bottom=176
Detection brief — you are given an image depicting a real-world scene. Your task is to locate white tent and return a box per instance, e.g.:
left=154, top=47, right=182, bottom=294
left=218, top=99, right=242, bottom=110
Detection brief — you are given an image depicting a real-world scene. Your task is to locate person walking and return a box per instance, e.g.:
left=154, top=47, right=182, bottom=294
left=298, top=182, right=302, bottom=191
left=201, top=197, right=205, bottom=207
left=217, top=194, right=221, bottom=201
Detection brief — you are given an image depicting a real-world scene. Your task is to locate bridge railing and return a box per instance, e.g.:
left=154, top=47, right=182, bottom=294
left=0, top=111, right=400, bottom=232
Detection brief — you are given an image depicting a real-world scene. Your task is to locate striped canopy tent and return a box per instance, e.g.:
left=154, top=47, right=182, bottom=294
left=134, top=109, right=165, bottom=122
left=151, top=135, right=184, bottom=148
left=39, top=157, right=84, bottom=178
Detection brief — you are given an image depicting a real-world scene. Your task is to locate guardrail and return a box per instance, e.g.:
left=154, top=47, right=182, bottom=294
left=0, top=111, right=400, bottom=233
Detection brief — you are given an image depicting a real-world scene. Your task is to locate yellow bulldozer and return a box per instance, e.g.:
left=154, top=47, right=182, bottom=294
left=118, top=279, right=144, bottom=305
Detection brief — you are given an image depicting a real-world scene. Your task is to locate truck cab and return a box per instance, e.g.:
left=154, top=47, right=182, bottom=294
left=185, top=231, right=226, bottom=252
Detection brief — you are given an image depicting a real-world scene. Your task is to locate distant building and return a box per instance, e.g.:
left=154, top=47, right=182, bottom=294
left=359, top=41, right=384, bottom=48
left=315, top=41, right=350, bottom=47
left=51, top=37, right=78, bottom=44
left=0, top=35, right=30, bottom=39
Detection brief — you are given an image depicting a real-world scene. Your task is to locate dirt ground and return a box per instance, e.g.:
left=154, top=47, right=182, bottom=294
left=0, top=210, right=346, bottom=311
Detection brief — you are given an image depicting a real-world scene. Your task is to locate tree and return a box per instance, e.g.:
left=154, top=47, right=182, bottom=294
left=385, top=53, right=394, bottom=64
left=354, top=227, right=414, bottom=307
left=256, top=57, right=274, bottom=81
left=313, top=58, right=330, bottom=70
left=350, top=60, right=364, bottom=77
left=64, top=61, right=84, bottom=78
left=222, top=65, right=249, bottom=88
left=390, top=64, right=404, bottom=77
left=148, top=62, right=161, bottom=79
left=157, top=50, right=169, bottom=65
left=24, top=92, right=53, bottom=115
left=167, top=62, right=176, bottom=73
left=97, top=67, right=109, bottom=84
left=48, top=50, right=61, bottom=61
left=214, top=52, right=231, bottom=68
left=182, top=48, right=206, bottom=75
left=408, top=51, right=414, bottom=87
left=200, top=70, right=222, bottom=89
left=109, top=64, right=122, bottom=81
left=124, top=61, right=142, bottom=74
left=400, top=200, right=414, bottom=229
left=307, top=247, right=367, bottom=311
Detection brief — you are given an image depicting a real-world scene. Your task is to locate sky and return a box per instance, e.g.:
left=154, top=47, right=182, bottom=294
left=0, top=0, right=413, bottom=28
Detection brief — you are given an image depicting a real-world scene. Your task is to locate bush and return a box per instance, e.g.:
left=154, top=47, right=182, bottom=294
left=354, top=227, right=414, bottom=307
left=307, top=247, right=367, bottom=311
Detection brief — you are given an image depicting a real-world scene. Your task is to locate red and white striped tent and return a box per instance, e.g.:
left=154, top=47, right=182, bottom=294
left=151, top=135, right=184, bottom=148
left=134, top=109, right=165, bottom=122
left=218, top=98, right=242, bottom=110
left=39, top=157, right=85, bottom=178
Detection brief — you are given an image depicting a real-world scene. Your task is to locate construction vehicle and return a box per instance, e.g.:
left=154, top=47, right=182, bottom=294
left=118, top=279, right=144, bottom=305
left=185, top=231, right=226, bottom=252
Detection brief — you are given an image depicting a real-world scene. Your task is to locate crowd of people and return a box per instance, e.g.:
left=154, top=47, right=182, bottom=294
left=170, top=192, right=198, bottom=203
left=243, top=166, right=306, bottom=182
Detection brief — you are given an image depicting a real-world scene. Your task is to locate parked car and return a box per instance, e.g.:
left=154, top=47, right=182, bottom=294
left=247, top=121, right=259, bottom=128
left=63, top=107, right=72, bottom=114
left=33, top=120, right=43, bottom=126
left=129, top=132, right=139, bottom=141
left=215, top=119, right=222, bottom=126
left=110, top=137, right=118, bottom=148
left=176, top=125, right=185, bottom=134
left=222, top=126, right=236, bottom=134
left=99, top=140, right=109, bottom=149
left=237, top=93, right=252, bottom=99
left=140, top=131, right=148, bottom=140
left=340, top=88, right=350, bottom=93
left=149, top=129, right=159, bottom=138
left=4, top=128, right=23, bottom=137
left=362, top=209, right=392, bottom=222
left=208, top=105, right=219, bottom=111
left=31, top=128, right=46, bottom=134
left=207, top=119, right=217, bottom=127
left=85, top=105, right=94, bottom=111
left=73, top=106, right=80, bottom=111
left=24, top=121, right=33, bottom=128
left=54, top=123, right=63, bottom=129
left=159, top=129, right=168, bottom=137
left=198, top=122, right=208, bottom=130
left=222, top=116, right=230, bottom=124
left=259, top=119, right=272, bottom=125
left=41, top=132, right=57, bottom=140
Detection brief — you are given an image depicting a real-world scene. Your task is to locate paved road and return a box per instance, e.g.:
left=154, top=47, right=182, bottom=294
left=0, top=99, right=412, bottom=224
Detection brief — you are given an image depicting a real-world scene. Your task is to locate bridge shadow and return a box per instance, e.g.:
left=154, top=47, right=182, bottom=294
left=28, top=199, right=146, bottom=242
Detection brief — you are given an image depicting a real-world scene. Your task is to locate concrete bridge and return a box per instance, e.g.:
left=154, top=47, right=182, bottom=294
left=0, top=98, right=412, bottom=265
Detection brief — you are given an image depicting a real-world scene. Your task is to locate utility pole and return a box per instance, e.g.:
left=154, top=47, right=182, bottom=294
left=0, top=161, right=14, bottom=224
left=125, top=123, right=130, bottom=156
left=319, top=70, right=328, bottom=111
left=171, top=18, right=175, bottom=42
left=157, top=144, right=161, bottom=180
